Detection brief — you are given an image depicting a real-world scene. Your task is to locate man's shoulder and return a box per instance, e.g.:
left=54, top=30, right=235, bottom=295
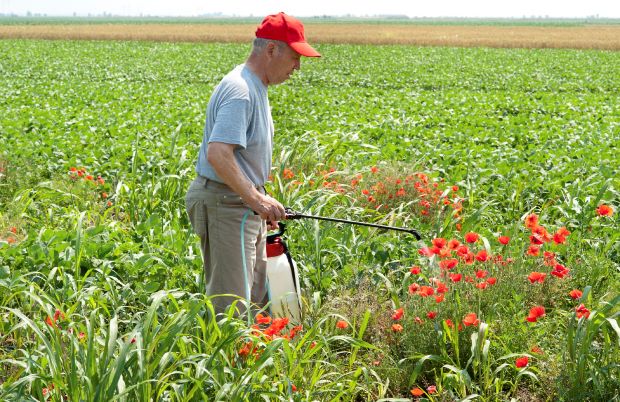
left=217, top=65, right=254, bottom=99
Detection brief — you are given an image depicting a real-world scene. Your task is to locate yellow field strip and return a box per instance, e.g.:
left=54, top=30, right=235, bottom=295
left=1, top=24, right=619, bottom=50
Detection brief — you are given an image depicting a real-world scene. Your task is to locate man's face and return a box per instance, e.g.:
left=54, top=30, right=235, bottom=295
left=265, top=42, right=301, bottom=85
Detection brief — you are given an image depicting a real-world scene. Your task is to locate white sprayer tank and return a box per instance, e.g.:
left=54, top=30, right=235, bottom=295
left=266, top=236, right=302, bottom=322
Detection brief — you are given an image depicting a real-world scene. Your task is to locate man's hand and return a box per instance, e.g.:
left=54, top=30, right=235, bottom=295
left=208, top=142, right=286, bottom=222
left=246, top=193, right=286, bottom=223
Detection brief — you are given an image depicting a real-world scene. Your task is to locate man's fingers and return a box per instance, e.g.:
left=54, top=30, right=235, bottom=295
left=251, top=194, right=285, bottom=222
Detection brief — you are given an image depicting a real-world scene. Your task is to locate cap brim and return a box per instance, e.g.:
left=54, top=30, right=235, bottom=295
left=289, top=41, right=321, bottom=57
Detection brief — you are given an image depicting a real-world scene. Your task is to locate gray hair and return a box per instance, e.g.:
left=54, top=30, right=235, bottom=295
left=251, top=38, right=287, bottom=56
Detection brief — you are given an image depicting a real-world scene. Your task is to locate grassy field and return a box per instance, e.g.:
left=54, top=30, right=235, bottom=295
left=0, top=38, right=619, bottom=400
left=1, top=20, right=620, bottom=49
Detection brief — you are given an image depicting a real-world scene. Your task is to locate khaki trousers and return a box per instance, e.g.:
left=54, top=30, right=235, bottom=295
left=185, top=176, right=268, bottom=315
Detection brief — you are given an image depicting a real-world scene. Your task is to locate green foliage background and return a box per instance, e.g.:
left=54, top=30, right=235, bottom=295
left=0, top=40, right=618, bottom=400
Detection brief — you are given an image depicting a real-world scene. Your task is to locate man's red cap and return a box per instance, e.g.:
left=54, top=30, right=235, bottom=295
left=255, top=12, right=320, bottom=58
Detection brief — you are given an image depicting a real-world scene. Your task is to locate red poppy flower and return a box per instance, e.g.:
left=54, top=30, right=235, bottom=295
left=498, top=235, right=510, bottom=245
left=525, top=213, right=538, bottom=229
left=445, top=319, right=454, bottom=328
left=553, top=226, right=570, bottom=244
left=371, top=166, right=379, bottom=174
left=575, top=304, right=590, bottom=319
left=486, top=277, right=497, bottom=285
left=449, top=273, right=462, bottom=282
left=551, top=264, right=570, bottom=278
left=448, top=239, right=461, bottom=249
left=410, top=266, right=421, bottom=274
left=438, top=247, right=452, bottom=258
left=527, top=245, right=540, bottom=257
left=556, top=226, right=570, bottom=237
left=531, top=345, right=543, bottom=354
left=426, top=311, right=437, bottom=319
left=392, top=307, right=404, bottom=321
left=543, top=251, right=556, bottom=265
left=418, top=286, right=435, bottom=297
left=527, top=272, right=546, bottom=283
left=529, top=234, right=545, bottom=245
left=434, top=294, right=445, bottom=303
left=463, top=252, right=475, bottom=265
left=596, top=204, right=613, bottom=217
left=552, top=233, right=566, bottom=244
left=515, top=356, right=529, bottom=368
left=391, top=323, right=404, bottom=332
left=362, top=189, right=370, bottom=195
left=532, top=225, right=552, bottom=242
left=408, top=283, right=420, bottom=294
left=456, top=245, right=470, bottom=257
left=464, top=232, right=479, bottom=243
left=475, top=269, right=489, bottom=279
left=435, top=282, right=448, bottom=294
left=475, top=250, right=489, bottom=262
left=255, top=313, right=272, bottom=325
left=476, top=282, right=488, bottom=289
left=287, top=325, right=303, bottom=339
left=526, top=306, right=546, bottom=322
left=418, top=247, right=434, bottom=257
left=439, top=258, right=458, bottom=270
left=462, top=312, right=480, bottom=327
left=569, top=289, right=583, bottom=300
left=427, top=385, right=437, bottom=394
left=282, top=168, right=294, bottom=179
left=432, top=238, right=447, bottom=249
left=411, top=387, right=424, bottom=397
left=336, top=320, right=348, bottom=329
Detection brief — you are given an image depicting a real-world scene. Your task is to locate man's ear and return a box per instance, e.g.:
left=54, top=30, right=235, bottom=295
left=266, top=41, right=276, bottom=57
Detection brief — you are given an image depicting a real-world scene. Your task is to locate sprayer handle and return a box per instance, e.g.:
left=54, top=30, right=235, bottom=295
left=284, top=208, right=302, bottom=220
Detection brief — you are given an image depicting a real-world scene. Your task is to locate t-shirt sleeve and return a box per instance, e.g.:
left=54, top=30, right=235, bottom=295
left=209, top=98, right=250, bottom=149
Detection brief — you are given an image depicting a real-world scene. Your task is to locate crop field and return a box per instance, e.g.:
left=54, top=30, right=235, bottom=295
left=1, top=22, right=620, bottom=49
left=0, top=38, right=619, bottom=401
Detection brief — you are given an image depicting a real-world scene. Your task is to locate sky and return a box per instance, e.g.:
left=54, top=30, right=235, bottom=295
left=1, top=0, right=619, bottom=18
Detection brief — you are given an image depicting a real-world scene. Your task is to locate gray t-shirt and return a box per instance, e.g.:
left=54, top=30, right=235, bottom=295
left=195, top=64, right=274, bottom=186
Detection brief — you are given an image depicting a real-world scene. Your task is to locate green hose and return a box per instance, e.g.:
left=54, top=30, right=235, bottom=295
left=240, top=209, right=252, bottom=326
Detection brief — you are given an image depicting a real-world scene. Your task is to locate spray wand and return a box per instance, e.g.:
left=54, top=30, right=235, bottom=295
left=284, top=208, right=422, bottom=240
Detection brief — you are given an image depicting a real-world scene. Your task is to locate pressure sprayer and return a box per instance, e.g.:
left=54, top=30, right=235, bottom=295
left=266, top=208, right=422, bottom=322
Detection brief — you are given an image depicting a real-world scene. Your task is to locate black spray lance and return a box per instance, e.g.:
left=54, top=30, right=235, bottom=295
left=284, top=208, right=422, bottom=240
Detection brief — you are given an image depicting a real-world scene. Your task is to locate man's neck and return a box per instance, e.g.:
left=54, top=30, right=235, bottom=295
left=245, top=56, right=269, bottom=86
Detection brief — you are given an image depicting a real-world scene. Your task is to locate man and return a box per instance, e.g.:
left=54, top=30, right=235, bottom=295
left=185, top=12, right=320, bottom=314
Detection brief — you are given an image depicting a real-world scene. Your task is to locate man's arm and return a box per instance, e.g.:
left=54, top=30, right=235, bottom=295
left=207, top=141, right=286, bottom=223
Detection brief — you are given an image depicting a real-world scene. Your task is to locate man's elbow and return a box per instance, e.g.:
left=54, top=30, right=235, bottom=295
left=207, top=142, right=234, bottom=168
